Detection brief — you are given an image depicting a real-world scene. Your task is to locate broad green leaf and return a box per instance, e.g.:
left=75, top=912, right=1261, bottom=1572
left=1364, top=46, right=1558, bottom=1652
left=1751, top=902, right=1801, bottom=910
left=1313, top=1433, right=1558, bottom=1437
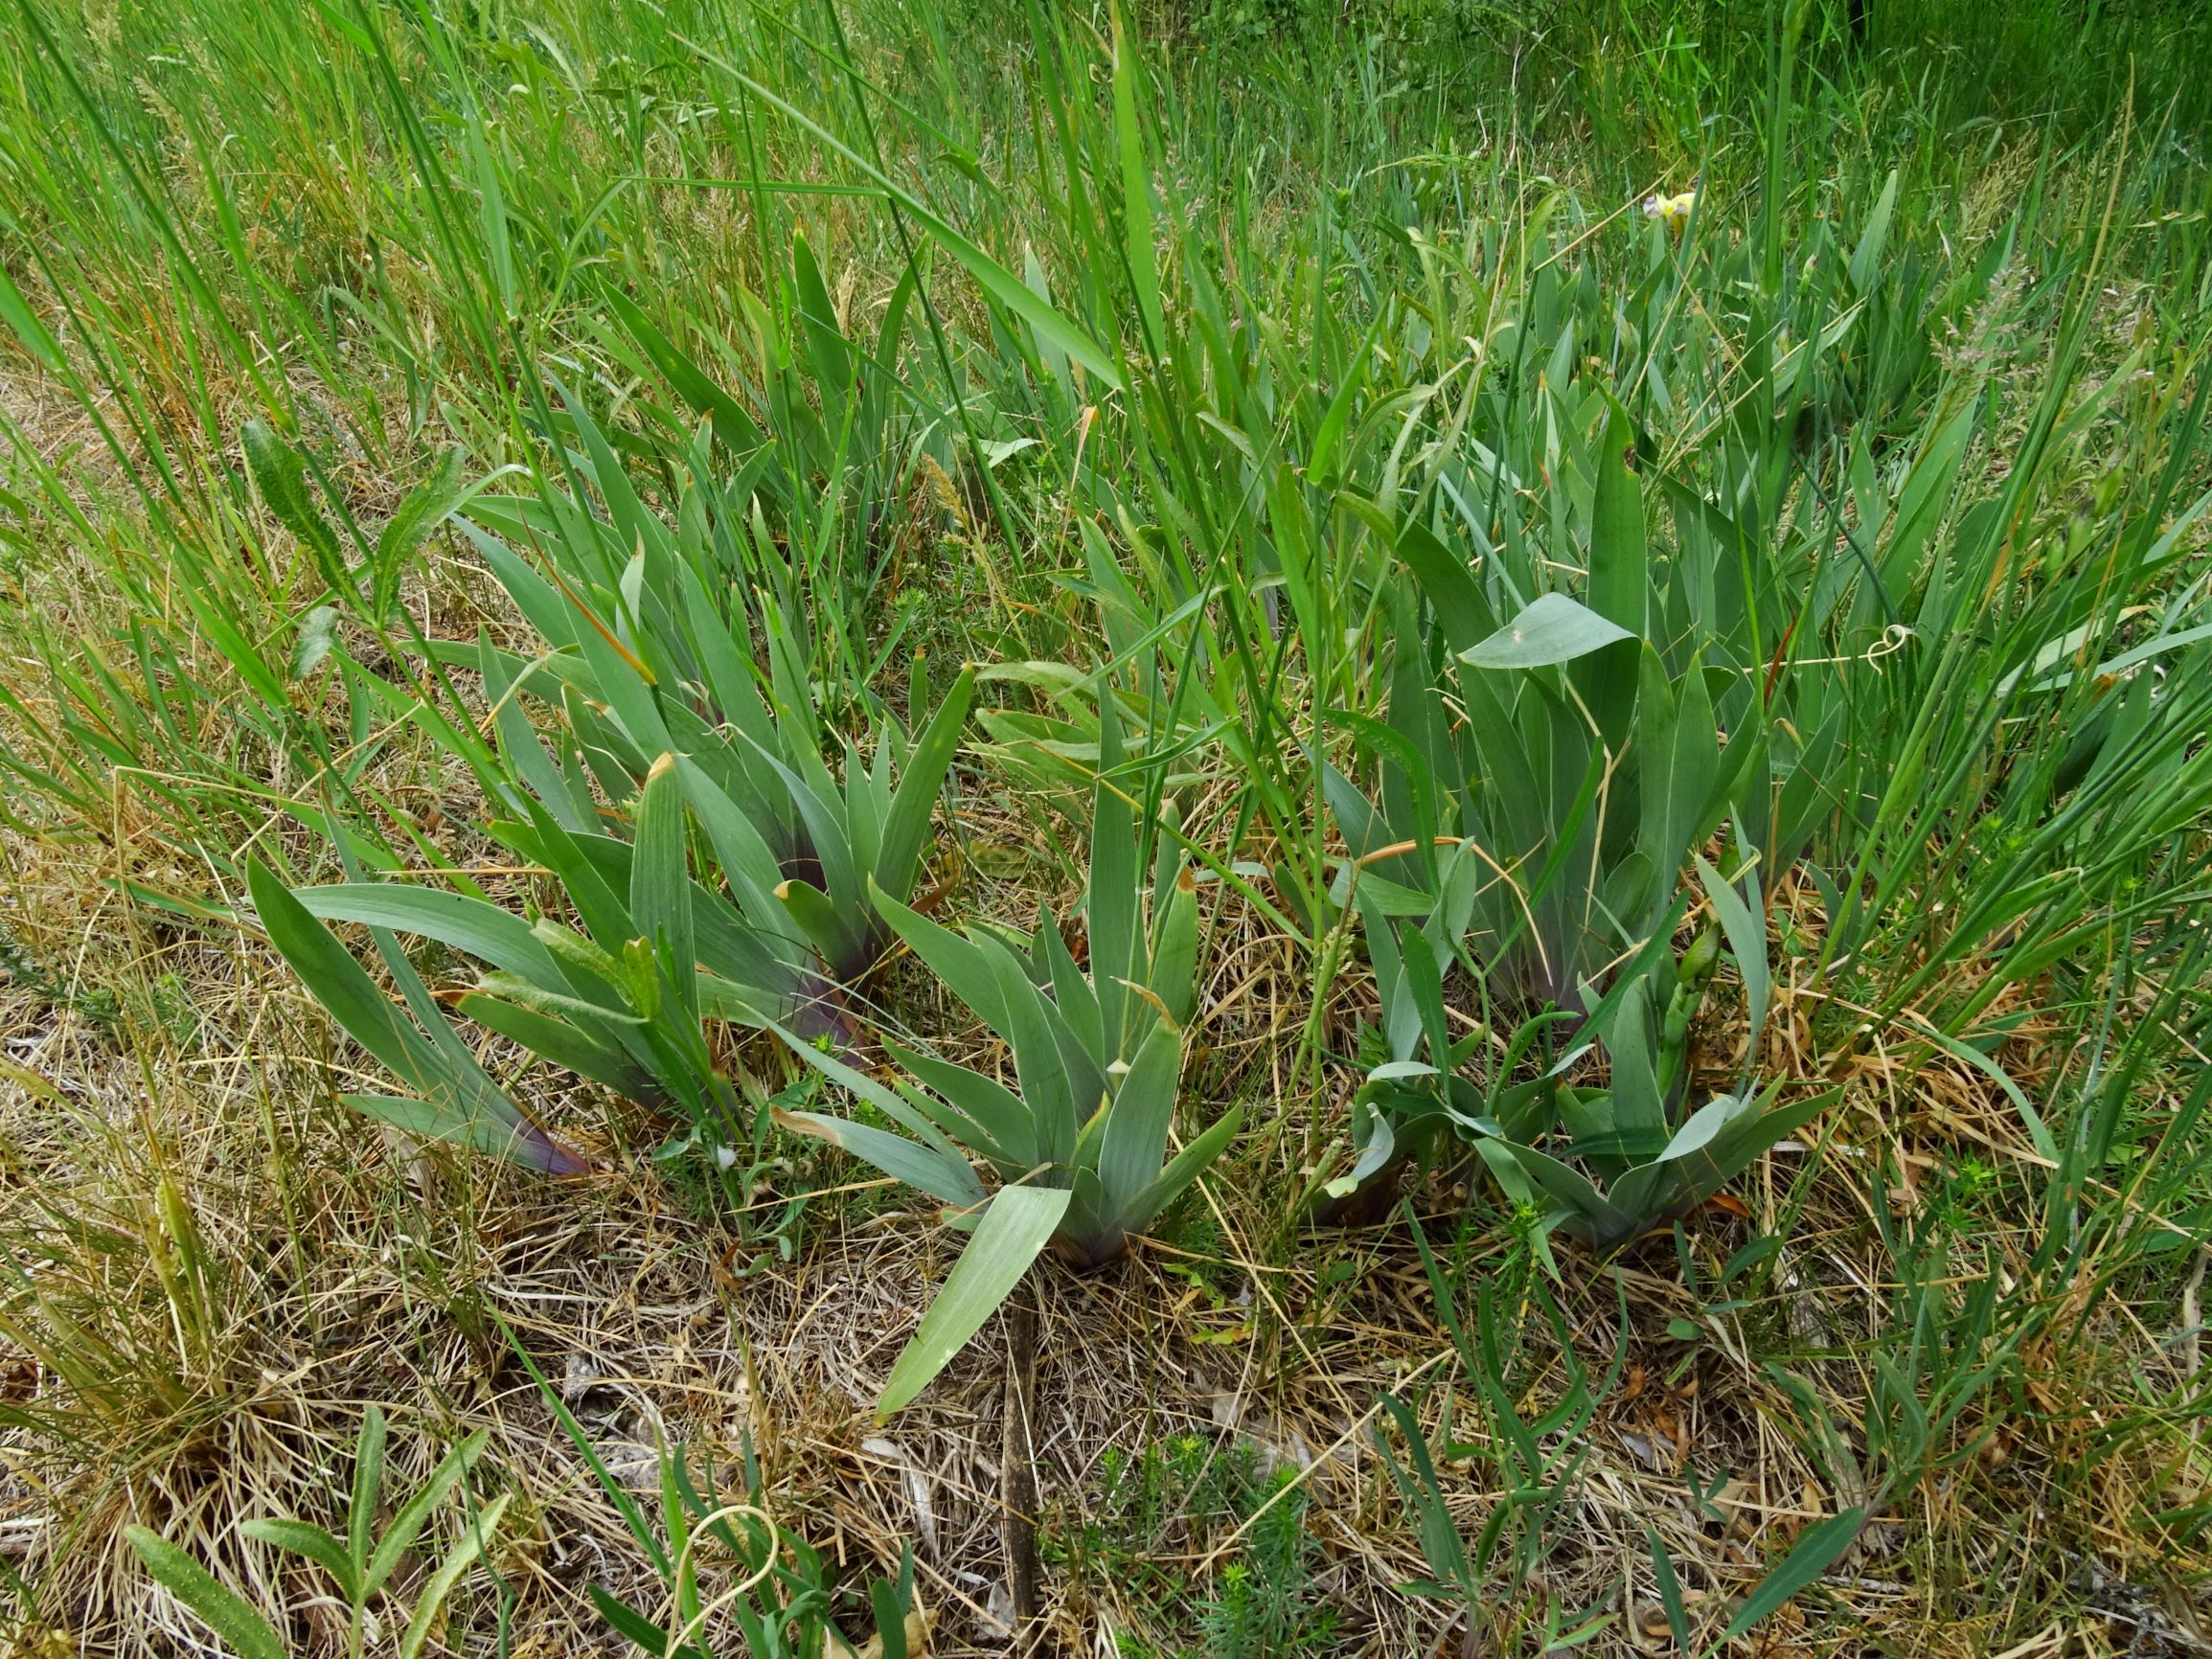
left=631, top=754, right=696, bottom=1023
left=1849, top=170, right=1901, bottom=295
left=515, top=808, right=636, bottom=952
left=1368, top=1059, right=1442, bottom=1081
left=986, top=937, right=1083, bottom=1166
left=1113, top=1102, right=1242, bottom=1235
left=1645, top=1525, right=1693, bottom=1653
left=1695, top=855, right=1770, bottom=1058
left=1587, top=402, right=1647, bottom=633
left=341, top=1094, right=572, bottom=1169
left=877, top=1185, right=1072, bottom=1415
left=693, top=970, right=778, bottom=1028
left=790, top=229, right=856, bottom=420
left=1310, top=316, right=1382, bottom=485
left=875, top=665, right=976, bottom=906
left=373, top=448, right=467, bottom=618
left=1111, top=3, right=1165, bottom=352
left=673, top=757, right=790, bottom=914
left=1145, top=866, right=1200, bottom=1028
left=1036, top=905, right=1104, bottom=1057
left=0, top=261, right=65, bottom=372
left=350, top=1403, right=385, bottom=1573
left=774, top=876, right=852, bottom=972
left=291, top=884, right=559, bottom=983
left=1397, top=525, right=1497, bottom=655
left=1089, top=691, right=1139, bottom=1052
left=249, top=861, right=584, bottom=1173
left=123, top=1528, right=288, bottom=1659
left=589, top=1586, right=714, bottom=1659
left=458, top=994, right=662, bottom=1104
left=884, top=1038, right=1038, bottom=1169
left=1323, top=1096, right=1399, bottom=1198
left=1488, top=1137, right=1637, bottom=1251
left=1668, top=1086, right=1836, bottom=1212
left=1637, top=648, right=1720, bottom=928
left=1094, top=1020, right=1182, bottom=1211
left=604, top=289, right=764, bottom=455
left=1597, top=975, right=1668, bottom=1151
left=753, top=746, right=860, bottom=921
left=237, top=1518, right=355, bottom=1600
left=769, top=1024, right=990, bottom=1206
left=872, top=881, right=1009, bottom=1031
left=778, top=1109, right=988, bottom=1211
left=870, top=1554, right=916, bottom=1659
left=1580, top=400, right=1648, bottom=742
left=359, top=1425, right=490, bottom=1598
left=1462, top=592, right=1634, bottom=670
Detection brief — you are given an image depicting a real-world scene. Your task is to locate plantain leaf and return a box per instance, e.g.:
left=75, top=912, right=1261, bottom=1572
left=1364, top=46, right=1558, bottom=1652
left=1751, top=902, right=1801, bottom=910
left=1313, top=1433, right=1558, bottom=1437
left=350, top=1400, right=386, bottom=1572
left=237, top=1518, right=355, bottom=1600
left=242, top=419, right=351, bottom=602
left=123, top=1528, right=288, bottom=1659
left=362, top=1424, right=489, bottom=1601
left=373, top=448, right=467, bottom=619
left=398, top=1492, right=511, bottom=1659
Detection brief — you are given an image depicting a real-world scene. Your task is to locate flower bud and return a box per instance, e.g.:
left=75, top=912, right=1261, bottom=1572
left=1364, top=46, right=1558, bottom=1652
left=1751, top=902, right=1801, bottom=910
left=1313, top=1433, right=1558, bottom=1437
left=1679, top=925, right=1722, bottom=989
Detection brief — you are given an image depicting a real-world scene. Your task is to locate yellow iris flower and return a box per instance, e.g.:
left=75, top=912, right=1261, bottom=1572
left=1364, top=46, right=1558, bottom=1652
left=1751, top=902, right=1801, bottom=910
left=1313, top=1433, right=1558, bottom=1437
left=1642, top=190, right=1698, bottom=230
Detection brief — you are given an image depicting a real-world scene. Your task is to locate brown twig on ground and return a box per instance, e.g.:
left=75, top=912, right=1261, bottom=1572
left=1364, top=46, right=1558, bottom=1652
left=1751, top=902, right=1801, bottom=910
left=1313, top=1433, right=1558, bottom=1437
left=1001, top=1284, right=1041, bottom=1639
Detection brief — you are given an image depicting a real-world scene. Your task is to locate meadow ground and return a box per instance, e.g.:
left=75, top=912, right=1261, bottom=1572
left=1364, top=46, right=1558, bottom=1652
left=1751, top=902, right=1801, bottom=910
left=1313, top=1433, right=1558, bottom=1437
left=4, top=0, right=2212, bottom=1654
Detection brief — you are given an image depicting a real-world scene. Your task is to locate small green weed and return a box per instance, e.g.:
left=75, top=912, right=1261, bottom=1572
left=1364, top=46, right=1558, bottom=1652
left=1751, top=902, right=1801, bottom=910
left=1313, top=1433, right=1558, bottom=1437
left=0, top=922, right=119, bottom=1033
left=1061, top=1435, right=1336, bottom=1659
